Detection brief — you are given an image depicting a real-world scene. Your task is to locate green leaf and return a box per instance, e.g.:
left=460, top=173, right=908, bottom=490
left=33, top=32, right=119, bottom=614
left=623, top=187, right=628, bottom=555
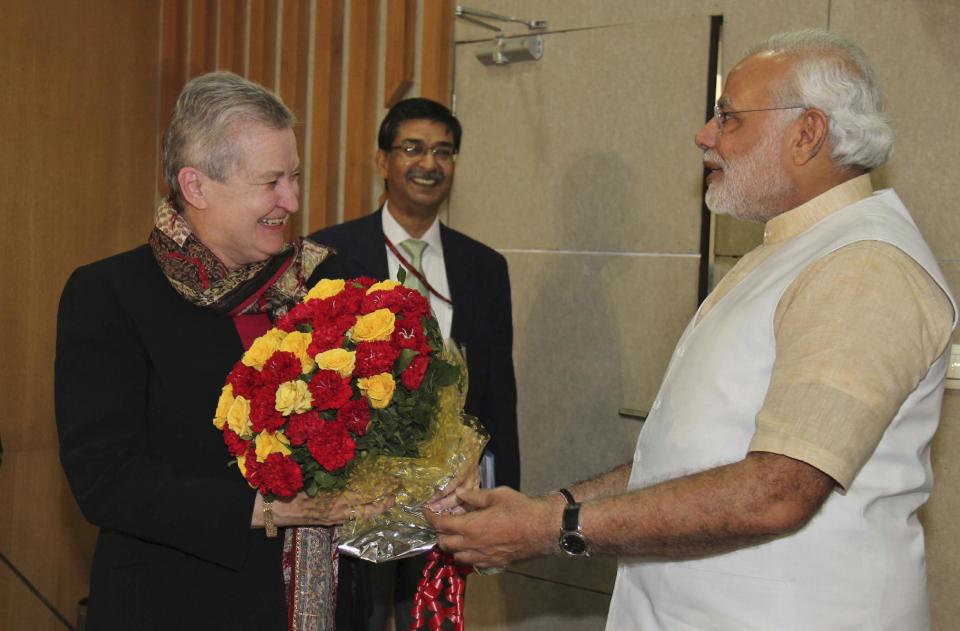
left=396, top=348, right=418, bottom=373
left=397, top=267, right=407, bottom=284
left=431, top=359, right=461, bottom=387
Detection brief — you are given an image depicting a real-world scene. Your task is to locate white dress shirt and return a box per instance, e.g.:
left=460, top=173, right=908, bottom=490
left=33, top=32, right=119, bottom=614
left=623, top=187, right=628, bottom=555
left=382, top=202, right=453, bottom=339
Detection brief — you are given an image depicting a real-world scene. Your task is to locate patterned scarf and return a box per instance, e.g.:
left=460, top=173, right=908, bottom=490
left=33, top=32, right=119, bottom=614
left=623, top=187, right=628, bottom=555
left=149, top=199, right=339, bottom=631
left=149, top=199, right=331, bottom=318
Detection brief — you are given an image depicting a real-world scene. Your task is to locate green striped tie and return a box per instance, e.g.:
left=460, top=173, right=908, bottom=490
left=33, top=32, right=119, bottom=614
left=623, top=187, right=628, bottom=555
left=399, top=238, right=428, bottom=296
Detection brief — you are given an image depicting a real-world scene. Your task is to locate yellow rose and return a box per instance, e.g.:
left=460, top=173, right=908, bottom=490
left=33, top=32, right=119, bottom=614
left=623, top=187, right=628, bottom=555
left=275, top=380, right=313, bottom=416
left=255, top=431, right=292, bottom=463
left=279, top=331, right=315, bottom=373
left=305, top=278, right=345, bottom=301
left=350, top=308, right=396, bottom=342
left=242, top=328, right=287, bottom=369
left=213, top=384, right=234, bottom=430
left=357, top=372, right=396, bottom=409
left=315, top=348, right=356, bottom=378
left=366, top=279, right=401, bottom=294
left=226, top=396, right=252, bottom=436
left=237, top=453, right=249, bottom=478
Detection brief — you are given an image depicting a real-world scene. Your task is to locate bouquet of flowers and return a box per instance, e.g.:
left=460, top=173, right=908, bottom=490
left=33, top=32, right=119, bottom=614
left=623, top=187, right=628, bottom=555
left=212, top=276, right=487, bottom=561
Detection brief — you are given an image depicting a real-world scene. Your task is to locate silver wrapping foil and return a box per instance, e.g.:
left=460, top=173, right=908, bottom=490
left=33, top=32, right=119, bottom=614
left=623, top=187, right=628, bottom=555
left=337, top=502, right=438, bottom=562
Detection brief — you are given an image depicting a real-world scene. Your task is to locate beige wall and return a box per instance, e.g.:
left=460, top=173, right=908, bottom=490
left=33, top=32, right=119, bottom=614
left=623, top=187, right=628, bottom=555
left=449, top=1, right=960, bottom=630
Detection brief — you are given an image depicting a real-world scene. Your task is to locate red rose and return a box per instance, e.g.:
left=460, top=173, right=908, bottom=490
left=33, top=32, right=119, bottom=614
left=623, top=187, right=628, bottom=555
left=337, top=398, right=372, bottom=436
left=226, top=362, right=261, bottom=399
left=307, top=420, right=356, bottom=472
left=308, top=370, right=354, bottom=410
left=354, top=341, right=401, bottom=377
left=285, top=410, right=323, bottom=446
left=223, top=429, right=249, bottom=456
left=250, top=387, right=286, bottom=433
left=256, top=452, right=304, bottom=498
left=401, top=355, right=430, bottom=390
left=260, top=351, right=302, bottom=387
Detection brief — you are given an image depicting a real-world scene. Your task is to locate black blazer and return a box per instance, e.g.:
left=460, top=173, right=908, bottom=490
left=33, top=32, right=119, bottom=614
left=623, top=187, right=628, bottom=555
left=309, top=209, right=520, bottom=489
left=54, top=245, right=350, bottom=631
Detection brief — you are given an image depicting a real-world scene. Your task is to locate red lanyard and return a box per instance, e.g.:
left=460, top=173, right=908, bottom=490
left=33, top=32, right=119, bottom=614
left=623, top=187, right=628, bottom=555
left=384, top=235, right=453, bottom=305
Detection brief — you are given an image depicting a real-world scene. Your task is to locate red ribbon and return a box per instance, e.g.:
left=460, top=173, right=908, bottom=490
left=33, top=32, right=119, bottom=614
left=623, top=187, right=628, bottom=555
left=409, top=547, right=473, bottom=631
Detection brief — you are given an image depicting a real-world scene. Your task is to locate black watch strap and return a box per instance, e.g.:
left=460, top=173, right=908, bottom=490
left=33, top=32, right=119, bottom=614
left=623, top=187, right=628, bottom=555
left=562, top=503, right=581, bottom=532
left=557, top=488, right=575, bottom=505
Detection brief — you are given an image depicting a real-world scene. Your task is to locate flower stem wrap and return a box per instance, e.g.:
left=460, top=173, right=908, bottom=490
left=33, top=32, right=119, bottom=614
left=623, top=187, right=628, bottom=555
left=338, top=344, right=490, bottom=562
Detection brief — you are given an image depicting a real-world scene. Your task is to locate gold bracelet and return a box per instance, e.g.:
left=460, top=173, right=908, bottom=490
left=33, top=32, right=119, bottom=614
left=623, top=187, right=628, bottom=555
left=263, top=499, right=278, bottom=538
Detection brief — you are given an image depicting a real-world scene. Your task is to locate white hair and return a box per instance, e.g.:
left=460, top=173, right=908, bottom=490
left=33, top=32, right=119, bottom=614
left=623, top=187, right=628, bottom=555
left=747, top=29, right=892, bottom=170
left=162, top=72, right=295, bottom=210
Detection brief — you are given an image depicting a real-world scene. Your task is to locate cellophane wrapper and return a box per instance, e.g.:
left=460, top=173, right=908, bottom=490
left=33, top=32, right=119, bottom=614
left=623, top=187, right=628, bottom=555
left=337, top=343, right=489, bottom=562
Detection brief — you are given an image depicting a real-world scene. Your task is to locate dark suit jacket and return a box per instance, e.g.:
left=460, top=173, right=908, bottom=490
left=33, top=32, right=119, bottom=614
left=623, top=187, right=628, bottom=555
left=54, top=245, right=350, bottom=631
left=309, top=209, right=520, bottom=489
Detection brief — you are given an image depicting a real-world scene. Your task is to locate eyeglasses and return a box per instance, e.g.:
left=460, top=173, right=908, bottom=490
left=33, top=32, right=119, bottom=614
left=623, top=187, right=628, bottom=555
left=389, top=140, right=458, bottom=163
left=713, top=103, right=804, bottom=132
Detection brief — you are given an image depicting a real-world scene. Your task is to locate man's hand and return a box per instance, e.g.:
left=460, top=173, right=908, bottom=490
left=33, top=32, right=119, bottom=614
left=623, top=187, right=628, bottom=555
left=425, top=487, right=562, bottom=567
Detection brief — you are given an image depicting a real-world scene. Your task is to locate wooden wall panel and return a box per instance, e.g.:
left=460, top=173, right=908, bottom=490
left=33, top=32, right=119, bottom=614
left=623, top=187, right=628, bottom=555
left=420, top=0, right=454, bottom=106
left=0, top=1, right=160, bottom=628
left=384, top=0, right=416, bottom=107
left=218, top=0, right=248, bottom=74
left=343, top=0, right=382, bottom=220
left=248, top=0, right=279, bottom=89
left=159, top=0, right=189, bottom=193
left=307, top=0, right=346, bottom=232
left=189, top=0, right=219, bottom=76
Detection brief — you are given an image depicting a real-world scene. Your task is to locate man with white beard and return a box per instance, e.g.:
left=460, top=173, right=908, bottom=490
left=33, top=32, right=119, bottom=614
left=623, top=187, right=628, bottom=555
left=427, top=29, right=956, bottom=630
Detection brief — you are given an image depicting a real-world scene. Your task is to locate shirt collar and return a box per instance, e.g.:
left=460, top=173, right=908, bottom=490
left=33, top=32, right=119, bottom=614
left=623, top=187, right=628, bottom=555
left=762, top=174, right=874, bottom=244
left=382, top=201, right=443, bottom=254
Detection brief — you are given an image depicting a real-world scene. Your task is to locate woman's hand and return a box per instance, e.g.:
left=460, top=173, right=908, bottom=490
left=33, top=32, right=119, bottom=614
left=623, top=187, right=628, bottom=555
left=425, top=460, right=481, bottom=515
left=252, top=491, right=394, bottom=528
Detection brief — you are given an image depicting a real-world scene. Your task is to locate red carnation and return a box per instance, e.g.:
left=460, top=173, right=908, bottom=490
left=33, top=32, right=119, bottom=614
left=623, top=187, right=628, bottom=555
left=353, top=277, right=377, bottom=289
left=250, top=387, right=286, bottom=433
left=401, top=355, right=430, bottom=390
left=276, top=301, right=317, bottom=332
left=328, top=284, right=366, bottom=316
left=260, top=350, right=302, bottom=387
left=354, top=341, right=401, bottom=377
left=226, top=362, right=261, bottom=399
left=391, top=320, right=429, bottom=353
left=223, top=429, right=249, bottom=456
left=307, top=421, right=356, bottom=472
left=256, top=452, right=304, bottom=499
left=337, top=398, right=372, bottom=436
left=308, top=370, right=354, bottom=410
left=286, top=410, right=323, bottom=446
left=397, top=287, right=431, bottom=319
left=308, top=323, right=347, bottom=355
left=361, top=288, right=405, bottom=314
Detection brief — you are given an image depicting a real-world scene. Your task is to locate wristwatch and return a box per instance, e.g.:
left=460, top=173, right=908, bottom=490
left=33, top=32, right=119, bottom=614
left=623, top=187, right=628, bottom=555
left=556, top=488, right=590, bottom=556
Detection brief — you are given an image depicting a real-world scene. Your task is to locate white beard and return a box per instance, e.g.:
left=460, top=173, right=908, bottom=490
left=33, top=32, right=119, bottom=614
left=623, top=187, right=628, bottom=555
left=704, top=122, right=794, bottom=223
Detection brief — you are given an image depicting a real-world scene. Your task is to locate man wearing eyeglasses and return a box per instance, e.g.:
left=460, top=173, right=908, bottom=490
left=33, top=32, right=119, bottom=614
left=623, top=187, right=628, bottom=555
left=309, top=97, right=519, bottom=630
left=427, top=29, right=955, bottom=630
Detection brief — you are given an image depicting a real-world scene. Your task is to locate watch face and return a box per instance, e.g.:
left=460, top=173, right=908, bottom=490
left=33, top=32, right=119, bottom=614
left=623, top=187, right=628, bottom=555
left=559, top=532, right=588, bottom=556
